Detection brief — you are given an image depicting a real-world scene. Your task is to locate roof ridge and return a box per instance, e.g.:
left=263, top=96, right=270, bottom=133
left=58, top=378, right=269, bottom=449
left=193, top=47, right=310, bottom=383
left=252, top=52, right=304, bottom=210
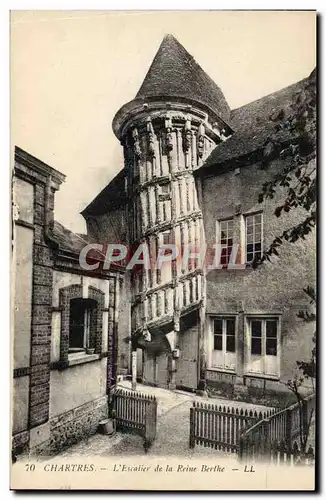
left=81, top=168, right=126, bottom=217
left=202, top=73, right=310, bottom=170
left=53, top=220, right=81, bottom=238
left=231, top=77, right=308, bottom=115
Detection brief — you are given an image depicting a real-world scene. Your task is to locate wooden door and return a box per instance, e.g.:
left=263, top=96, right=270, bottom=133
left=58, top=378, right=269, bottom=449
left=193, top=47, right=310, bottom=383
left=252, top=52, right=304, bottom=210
left=176, top=325, right=198, bottom=390
left=143, top=351, right=156, bottom=385
left=156, top=352, right=169, bottom=388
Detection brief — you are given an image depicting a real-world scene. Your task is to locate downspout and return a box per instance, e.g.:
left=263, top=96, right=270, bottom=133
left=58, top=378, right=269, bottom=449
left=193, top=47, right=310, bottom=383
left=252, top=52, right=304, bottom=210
left=44, top=175, right=59, bottom=250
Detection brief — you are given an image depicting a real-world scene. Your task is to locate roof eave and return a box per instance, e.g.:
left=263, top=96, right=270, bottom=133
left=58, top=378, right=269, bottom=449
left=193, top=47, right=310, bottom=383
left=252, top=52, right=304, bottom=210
left=14, top=146, right=66, bottom=187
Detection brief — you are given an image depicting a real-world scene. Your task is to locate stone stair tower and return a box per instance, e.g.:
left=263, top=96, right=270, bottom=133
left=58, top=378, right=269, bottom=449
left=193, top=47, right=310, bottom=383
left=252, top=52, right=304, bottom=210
left=112, top=34, right=232, bottom=388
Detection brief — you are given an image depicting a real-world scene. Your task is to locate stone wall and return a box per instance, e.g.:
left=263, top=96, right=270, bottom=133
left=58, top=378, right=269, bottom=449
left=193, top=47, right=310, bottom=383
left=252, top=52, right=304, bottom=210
left=13, top=150, right=64, bottom=456
left=12, top=148, right=122, bottom=458
left=13, top=224, right=33, bottom=368
left=49, top=396, right=108, bottom=455
left=199, top=157, right=316, bottom=396
left=49, top=359, right=107, bottom=417
left=117, top=273, right=131, bottom=374
left=12, top=430, right=30, bottom=456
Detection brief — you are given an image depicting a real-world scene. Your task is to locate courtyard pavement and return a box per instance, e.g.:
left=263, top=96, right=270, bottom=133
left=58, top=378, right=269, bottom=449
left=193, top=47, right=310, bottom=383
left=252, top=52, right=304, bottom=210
left=51, top=381, right=273, bottom=459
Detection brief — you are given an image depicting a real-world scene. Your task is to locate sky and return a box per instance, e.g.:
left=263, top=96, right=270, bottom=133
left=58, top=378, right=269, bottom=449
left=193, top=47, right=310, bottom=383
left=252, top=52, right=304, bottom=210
left=10, top=10, right=316, bottom=233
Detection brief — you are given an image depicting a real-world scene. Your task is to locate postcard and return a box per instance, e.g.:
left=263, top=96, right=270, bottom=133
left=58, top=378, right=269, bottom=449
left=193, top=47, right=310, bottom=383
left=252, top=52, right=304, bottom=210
left=10, top=10, right=316, bottom=491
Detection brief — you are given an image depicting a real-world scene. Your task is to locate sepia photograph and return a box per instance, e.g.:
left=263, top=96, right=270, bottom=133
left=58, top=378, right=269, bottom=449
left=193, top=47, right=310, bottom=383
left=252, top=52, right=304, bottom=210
left=10, top=9, right=316, bottom=491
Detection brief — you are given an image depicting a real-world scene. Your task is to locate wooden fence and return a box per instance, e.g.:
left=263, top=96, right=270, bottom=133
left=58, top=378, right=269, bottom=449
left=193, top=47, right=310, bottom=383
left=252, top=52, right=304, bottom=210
left=239, top=393, right=315, bottom=465
left=189, top=401, right=274, bottom=452
left=113, top=388, right=157, bottom=452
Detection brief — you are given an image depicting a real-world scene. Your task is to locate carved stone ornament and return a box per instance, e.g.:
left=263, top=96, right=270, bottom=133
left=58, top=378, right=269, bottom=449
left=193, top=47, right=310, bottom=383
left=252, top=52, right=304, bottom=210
left=183, top=118, right=192, bottom=152
left=146, top=119, right=155, bottom=157
left=132, top=128, right=142, bottom=159
left=197, top=122, right=205, bottom=158
left=142, top=328, right=151, bottom=342
left=165, top=116, right=173, bottom=152
left=173, top=310, right=181, bottom=332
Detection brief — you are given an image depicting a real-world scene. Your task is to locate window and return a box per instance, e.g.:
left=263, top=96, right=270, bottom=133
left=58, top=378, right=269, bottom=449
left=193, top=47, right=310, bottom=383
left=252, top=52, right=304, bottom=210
left=218, top=219, right=233, bottom=265
left=160, top=231, right=172, bottom=283
left=59, top=284, right=104, bottom=366
left=251, top=319, right=262, bottom=355
left=211, top=316, right=236, bottom=371
left=162, top=230, right=172, bottom=246
left=159, top=184, right=171, bottom=222
left=245, top=213, right=263, bottom=263
left=69, top=298, right=97, bottom=353
left=161, top=184, right=170, bottom=194
left=246, top=317, right=280, bottom=377
left=162, top=230, right=173, bottom=255
left=159, top=183, right=171, bottom=201
left=266, top=319, right=278, bottom=356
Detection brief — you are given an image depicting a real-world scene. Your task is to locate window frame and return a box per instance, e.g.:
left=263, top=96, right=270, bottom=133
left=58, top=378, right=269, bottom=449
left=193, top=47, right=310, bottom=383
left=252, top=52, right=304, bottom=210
left=68, top=298, right=97, bottom=354
left=244, top=212, right=264, bottom=264
left=159, top=183, right=171, bottom=199
left=210, top=315, right=237, bottom=372
left=216, top=217, right=234, bottom=266
left=157, top=231, right=173, bottom=285
left=162, top=230, right=172, bottom=246
left=59, top=284, right=105, bottom=367
left=245, top=314, right=281, bottom=379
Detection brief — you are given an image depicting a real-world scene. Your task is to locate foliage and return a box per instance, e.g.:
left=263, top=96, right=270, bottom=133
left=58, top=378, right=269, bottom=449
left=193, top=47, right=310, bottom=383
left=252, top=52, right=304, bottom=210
left=252, top=68, right=317, bottom=456
left=295, top=286, right=316, bottom=385
left=296, top=285, right=316, bottom=383
left=286, top=375, right=315, bottom=455
left=253, top=68, right=316, bottom=268
left=285, top=286, right=316, bottom=453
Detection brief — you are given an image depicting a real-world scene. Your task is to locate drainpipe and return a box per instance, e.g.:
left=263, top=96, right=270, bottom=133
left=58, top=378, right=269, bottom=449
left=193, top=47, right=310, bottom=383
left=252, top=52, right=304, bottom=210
left=44, top=175, right=59, bottom=250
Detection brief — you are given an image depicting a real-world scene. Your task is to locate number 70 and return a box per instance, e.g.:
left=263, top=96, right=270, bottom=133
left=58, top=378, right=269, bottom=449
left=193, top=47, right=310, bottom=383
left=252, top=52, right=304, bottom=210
left=24, top=464, right=35, bottom=471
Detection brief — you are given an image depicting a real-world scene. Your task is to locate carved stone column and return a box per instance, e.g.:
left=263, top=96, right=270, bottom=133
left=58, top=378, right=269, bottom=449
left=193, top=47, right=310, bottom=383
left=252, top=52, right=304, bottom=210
left=168, top=310, right=180, bottom=389
left=198, top=303, right=207, bottom=383
left=155, top=184, right=161, bottom=225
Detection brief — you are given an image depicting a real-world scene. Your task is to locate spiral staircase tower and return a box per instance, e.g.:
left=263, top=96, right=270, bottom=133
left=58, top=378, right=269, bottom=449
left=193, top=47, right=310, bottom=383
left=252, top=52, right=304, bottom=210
left=113, top=35, right=232, bottom=388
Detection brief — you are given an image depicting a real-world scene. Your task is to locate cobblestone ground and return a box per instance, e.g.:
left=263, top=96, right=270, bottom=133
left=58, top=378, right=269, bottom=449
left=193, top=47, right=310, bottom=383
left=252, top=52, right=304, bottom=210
left=119, top=381, right=273, bottom=457
left=51, top=381, right=273, bottom=459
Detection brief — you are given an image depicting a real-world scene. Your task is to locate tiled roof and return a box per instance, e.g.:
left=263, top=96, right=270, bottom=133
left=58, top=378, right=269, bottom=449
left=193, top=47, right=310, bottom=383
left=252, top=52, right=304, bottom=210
left=136, top=34, right=231, bottom=124
left=52, top=220, right=89, bottom=254
left=85, top=69, right=315, bottom=217
left=203, top=75, right=310, bottom=169
left=81, top=169, right=125, bottom=217
left=52, top=221, right=125, bottom=270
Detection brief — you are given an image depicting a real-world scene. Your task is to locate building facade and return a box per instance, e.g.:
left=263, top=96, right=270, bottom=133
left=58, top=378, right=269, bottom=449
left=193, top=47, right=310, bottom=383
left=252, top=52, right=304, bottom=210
left=82, top=35, right=315, bottom=400
left=12, top=147, right=124, bottom=458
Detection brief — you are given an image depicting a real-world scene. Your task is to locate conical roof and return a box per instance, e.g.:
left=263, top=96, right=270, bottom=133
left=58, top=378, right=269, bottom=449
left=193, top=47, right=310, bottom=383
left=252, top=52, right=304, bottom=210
left=136, top=34, right=230, bottom=123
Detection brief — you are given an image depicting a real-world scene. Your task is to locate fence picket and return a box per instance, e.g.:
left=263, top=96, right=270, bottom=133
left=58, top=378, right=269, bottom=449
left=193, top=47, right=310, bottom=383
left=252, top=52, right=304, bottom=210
left=199, top=404, right=203, bottom=445
left=195, top=404, right=199, bottom=446
left=114, top=388, right=157, bottom=449
left=230, top=407, right=234, bottom=449
left=188, top=392, right=315, bottom=464
left=238, top=393, right=315, bottom=466
left=223, top=407, right=226, bottom=449
left=225, top=408, right=230, bottom=450
left=204, top=404, right=208, bottom=447
left=208, top=407, right=211, bottom=448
